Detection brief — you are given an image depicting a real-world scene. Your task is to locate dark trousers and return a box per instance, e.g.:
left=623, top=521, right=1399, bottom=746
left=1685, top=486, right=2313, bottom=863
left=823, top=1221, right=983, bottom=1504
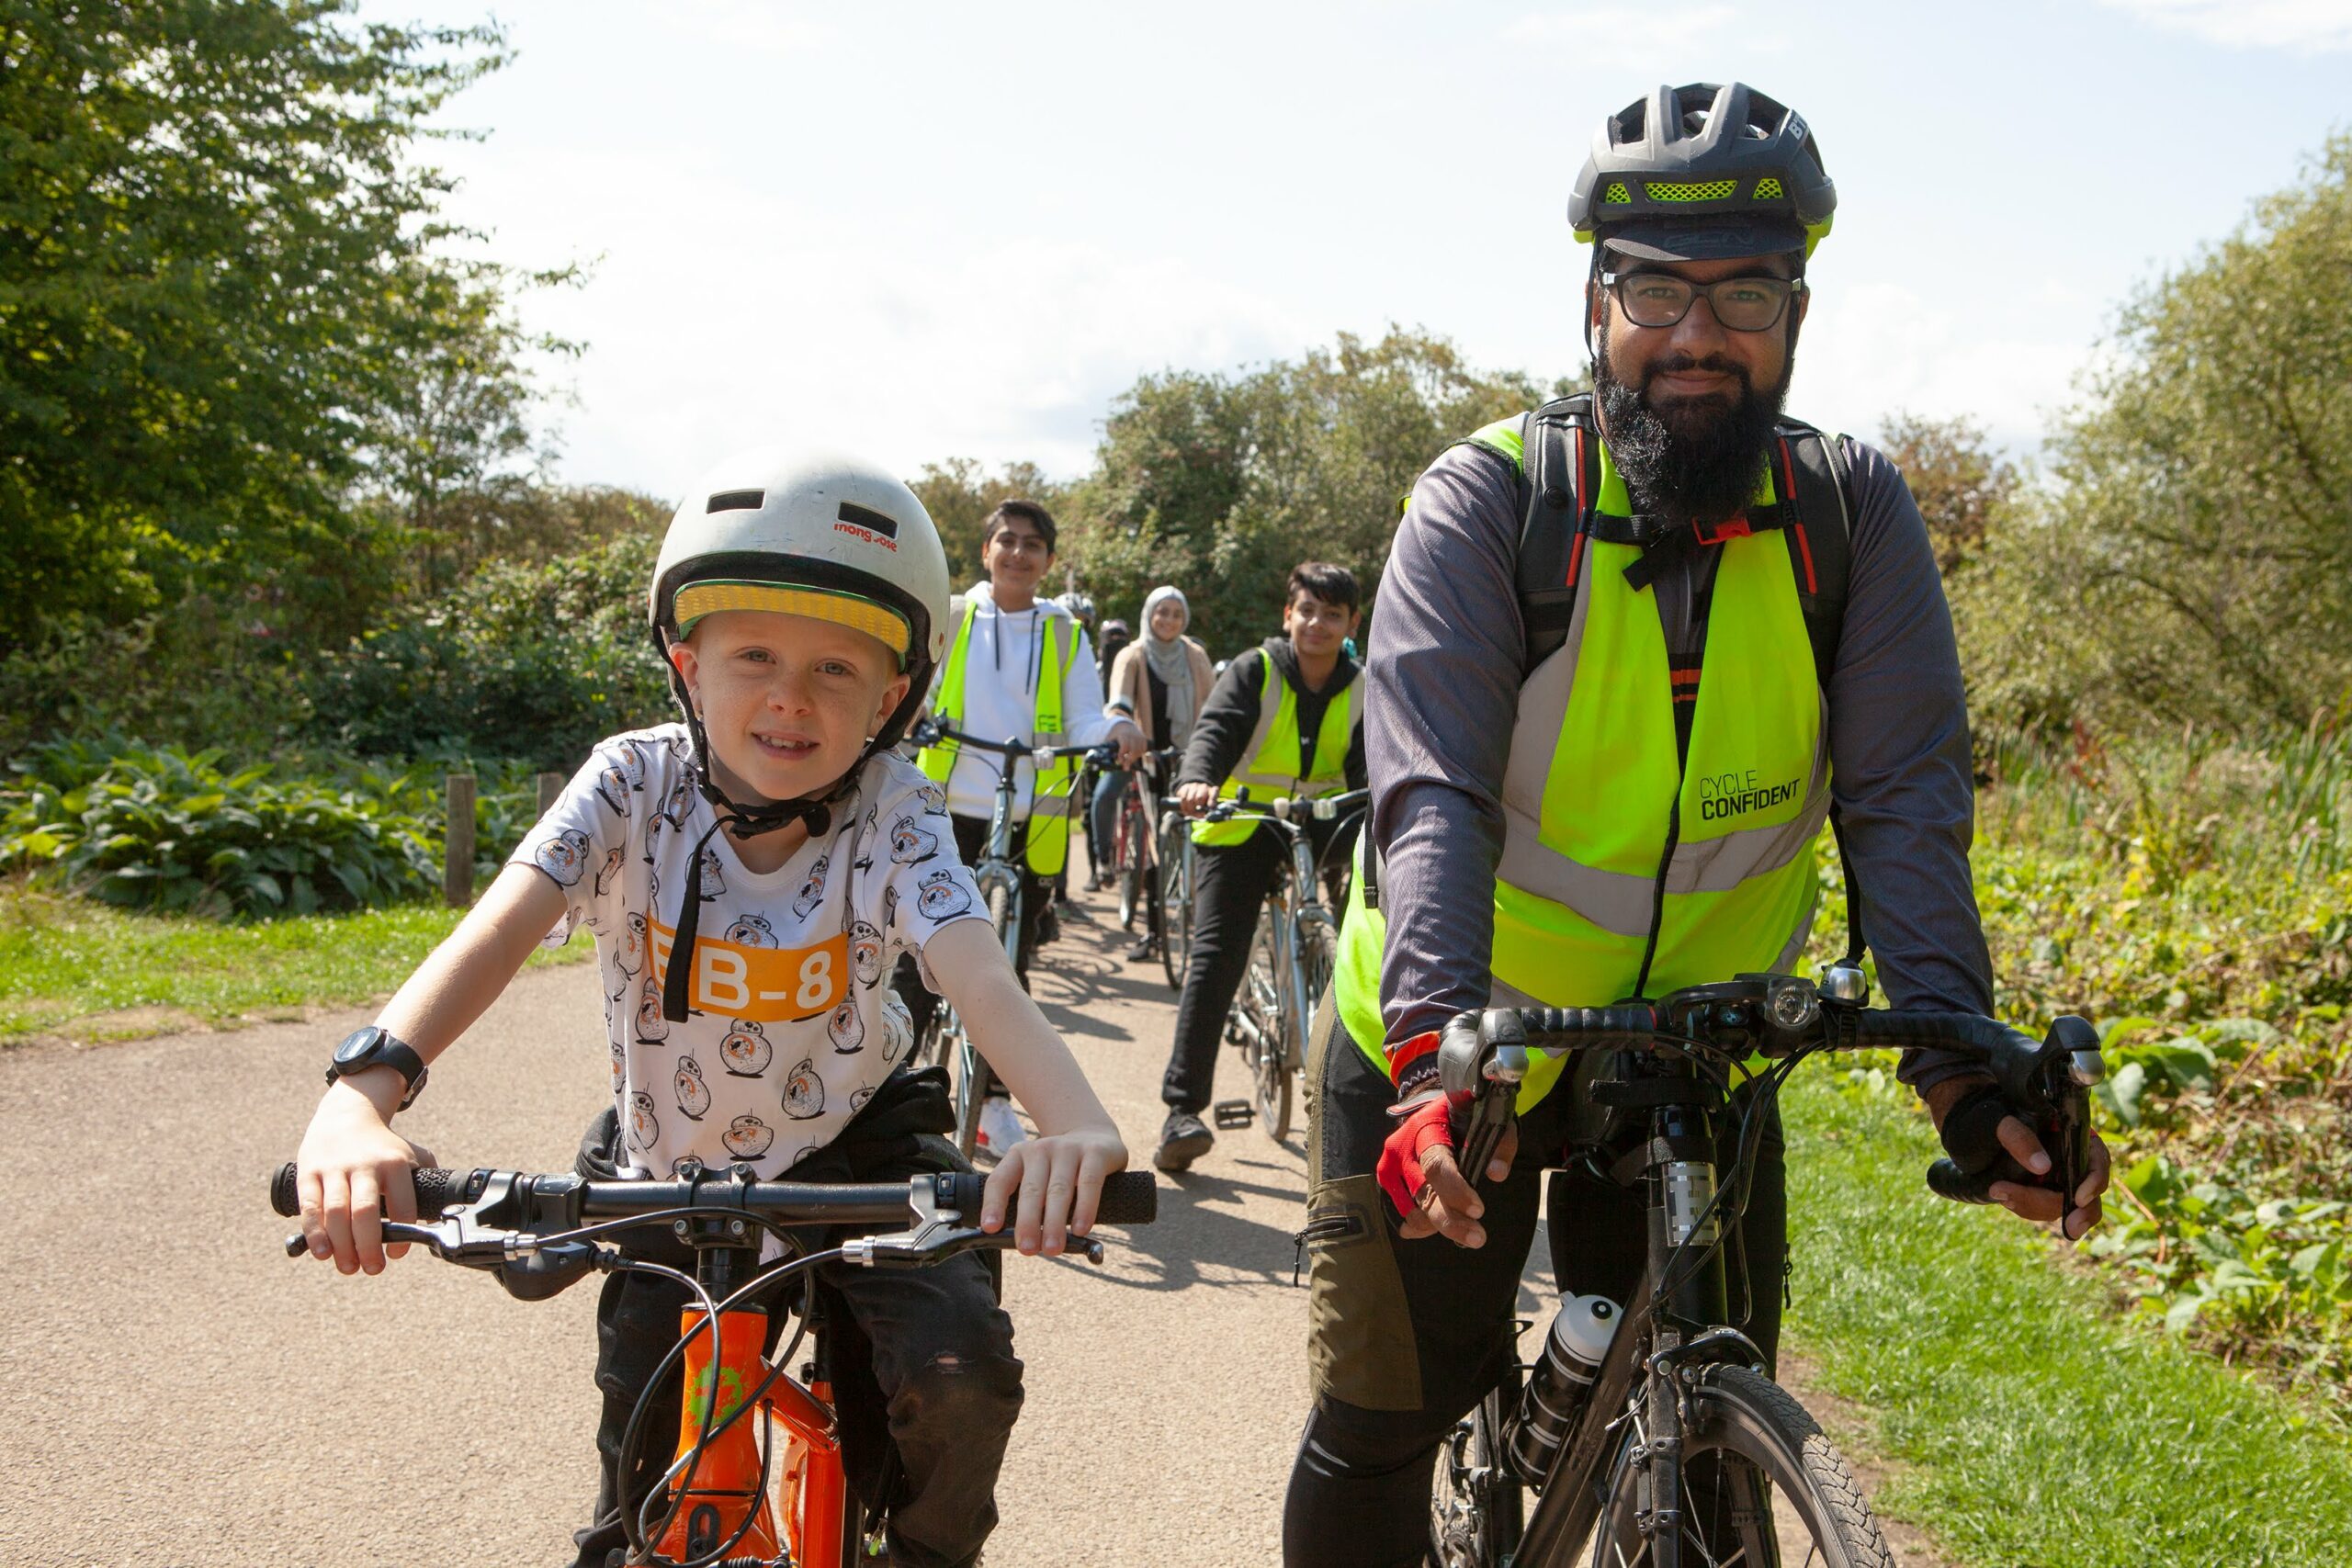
left=1089, top=767, right=1125, bottom=865
left=892, top=813, right=1050, bottom=1062
left=1160, top=818, right=1353, bottom=1114
left=570, top=1099, right=1023, bottom=1568
left=1281, top=1011, right=1787, bottom=1568
left=1160, top=829, right=1287, bottom=1112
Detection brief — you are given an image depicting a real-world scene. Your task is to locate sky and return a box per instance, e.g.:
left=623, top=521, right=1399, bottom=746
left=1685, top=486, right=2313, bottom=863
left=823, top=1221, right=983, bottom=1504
left=363, top=0, right=2352, bottom=499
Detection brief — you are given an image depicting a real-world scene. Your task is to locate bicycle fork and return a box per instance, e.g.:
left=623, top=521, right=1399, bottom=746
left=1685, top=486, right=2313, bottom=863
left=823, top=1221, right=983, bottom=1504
left=659, top=1303, right=846, bottom=1567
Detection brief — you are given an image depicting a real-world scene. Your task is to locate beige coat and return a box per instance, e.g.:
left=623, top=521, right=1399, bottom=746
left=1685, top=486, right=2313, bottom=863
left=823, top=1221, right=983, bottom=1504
left=1106, top=637, right=1214, bottom=748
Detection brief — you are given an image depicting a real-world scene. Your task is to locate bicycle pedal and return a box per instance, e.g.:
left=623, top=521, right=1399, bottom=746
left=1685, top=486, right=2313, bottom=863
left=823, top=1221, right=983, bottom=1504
left=1212, top=1100, right=1255, bottom=1129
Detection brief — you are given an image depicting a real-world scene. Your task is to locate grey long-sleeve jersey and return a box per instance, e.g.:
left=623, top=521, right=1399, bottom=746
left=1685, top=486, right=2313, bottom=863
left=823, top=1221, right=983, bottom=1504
left=1368, top=432, right=1992, bottom=1093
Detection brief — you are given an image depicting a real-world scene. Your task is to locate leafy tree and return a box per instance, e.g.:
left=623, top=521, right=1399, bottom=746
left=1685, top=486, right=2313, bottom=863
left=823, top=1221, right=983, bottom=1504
left=0, top=1, right=549, bottom=649
left=356, top=266, right=583, bottom=599
left=1958, top=136, right=2352, bottom=741
left=1064, top=326, right=1566, bottom=652
left=1877, top=411, right=2018, bottom=576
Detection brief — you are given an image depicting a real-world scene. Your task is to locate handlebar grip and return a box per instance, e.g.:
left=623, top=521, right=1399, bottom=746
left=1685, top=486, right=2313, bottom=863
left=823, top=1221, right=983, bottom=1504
left=1925, top=1157, right=1998, bottom=1204
left=1093, top=1171, right=1159, bottom=1226
left=935, top=1168, right=1159, bottom=1227
left=1515, top=1005, right=1662, bottom=1048
left=269, top=1161, right=467, bottom=1219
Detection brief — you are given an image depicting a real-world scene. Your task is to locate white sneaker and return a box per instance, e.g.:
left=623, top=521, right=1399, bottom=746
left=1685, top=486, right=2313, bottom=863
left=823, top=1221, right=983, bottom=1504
left=977, top=1098, right=1030, bottom=1156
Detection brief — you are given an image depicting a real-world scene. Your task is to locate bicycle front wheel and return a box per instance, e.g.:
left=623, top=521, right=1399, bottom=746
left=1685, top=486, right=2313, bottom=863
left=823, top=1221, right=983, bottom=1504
left=1588, top=1367, right=1891, bottom=1568
left=1295, top=911, right=1337, bottom=1051
left=1244, top=917, right=1291, bottom=1141
left=1158, top=814, right=1193, bottom=991
left=1117, top=796, right=1148, bottom=931
left=952, top=1030, right=991, bottom=1161
left=1431, top=1377, right=1522, bottom=1568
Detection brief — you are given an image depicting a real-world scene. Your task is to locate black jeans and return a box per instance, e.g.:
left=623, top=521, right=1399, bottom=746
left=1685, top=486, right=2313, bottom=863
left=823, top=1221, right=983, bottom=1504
left=568, top=1082, right=1023, bottom=1568
left=1160, top=829, right=1287, bottom=1113
left=1160, top=818, right=1352, bottom=1114
left=1282, top=1012, right=1787, bottom=1568
left=892, top=813, right=1050, bottom=1060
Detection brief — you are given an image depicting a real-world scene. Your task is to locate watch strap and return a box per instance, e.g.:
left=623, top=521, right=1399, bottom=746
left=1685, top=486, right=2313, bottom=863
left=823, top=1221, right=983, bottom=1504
left=327, top=1029, right=430, bottom=1111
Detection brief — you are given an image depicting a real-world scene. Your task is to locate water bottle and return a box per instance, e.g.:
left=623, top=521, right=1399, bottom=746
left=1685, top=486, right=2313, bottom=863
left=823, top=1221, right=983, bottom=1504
left=1507, top=1293, right=1621, bottom=1487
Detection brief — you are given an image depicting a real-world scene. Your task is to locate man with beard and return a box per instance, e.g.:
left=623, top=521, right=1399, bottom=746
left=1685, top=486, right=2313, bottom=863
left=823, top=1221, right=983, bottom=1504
left=1283, top=83, right=2107, bottom=1566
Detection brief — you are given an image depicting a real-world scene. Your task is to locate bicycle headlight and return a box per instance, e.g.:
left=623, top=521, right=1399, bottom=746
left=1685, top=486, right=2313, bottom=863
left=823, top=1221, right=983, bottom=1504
left=1767, top=976, right=1820, bottom=1032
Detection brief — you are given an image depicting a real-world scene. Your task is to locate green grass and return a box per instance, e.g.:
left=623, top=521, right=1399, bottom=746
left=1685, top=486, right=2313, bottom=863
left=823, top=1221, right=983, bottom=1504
left=1785, top=1069, right=2352, bottom=1566
left=0, top=886, right=590, bottom=1044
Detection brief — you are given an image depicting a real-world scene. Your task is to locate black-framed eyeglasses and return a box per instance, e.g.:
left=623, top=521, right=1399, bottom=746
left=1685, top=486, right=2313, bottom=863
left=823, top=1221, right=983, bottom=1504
left=1600, top=271, right=1805, bottom=333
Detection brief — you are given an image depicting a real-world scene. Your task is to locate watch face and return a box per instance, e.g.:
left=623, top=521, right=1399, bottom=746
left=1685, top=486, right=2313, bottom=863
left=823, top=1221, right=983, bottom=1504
left=334, top=1027, right=384, bottom=1070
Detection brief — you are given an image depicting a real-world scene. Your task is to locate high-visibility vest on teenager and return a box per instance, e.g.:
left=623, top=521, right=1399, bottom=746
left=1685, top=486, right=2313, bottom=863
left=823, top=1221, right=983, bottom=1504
left=1335, top=396, right=1849, bottom=1111
left=916, top=598, right=1084, bottom=877
left=1193, top=651, right=1362, bottom=848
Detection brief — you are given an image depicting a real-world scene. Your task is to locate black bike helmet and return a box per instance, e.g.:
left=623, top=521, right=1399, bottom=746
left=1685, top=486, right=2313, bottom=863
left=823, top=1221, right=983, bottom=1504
left=1569, top=82, right=1836, bottom=263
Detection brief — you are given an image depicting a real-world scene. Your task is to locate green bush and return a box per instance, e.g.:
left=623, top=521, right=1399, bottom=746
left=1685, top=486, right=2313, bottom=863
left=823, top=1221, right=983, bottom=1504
left=0, top=605, right=314, bottom=757
left=305, top=533, right=670, bottom=768
left=1, top=743, right=438, bottom=916
left=2, top=737, right=564, bottom=917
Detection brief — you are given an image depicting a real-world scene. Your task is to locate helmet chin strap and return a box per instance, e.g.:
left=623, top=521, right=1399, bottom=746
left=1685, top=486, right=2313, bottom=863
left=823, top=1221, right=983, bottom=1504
left=658, top=676, right=869, bottom=1025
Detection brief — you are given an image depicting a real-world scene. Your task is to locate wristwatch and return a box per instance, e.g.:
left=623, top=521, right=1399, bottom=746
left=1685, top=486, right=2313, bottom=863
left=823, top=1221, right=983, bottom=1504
left=325, top=1025, right=429, bottom=1111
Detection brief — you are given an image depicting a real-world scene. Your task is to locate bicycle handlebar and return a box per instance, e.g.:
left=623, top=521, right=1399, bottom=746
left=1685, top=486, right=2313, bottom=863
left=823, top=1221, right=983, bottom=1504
left=1438, top=972, right=2104, bottom=1211
left=909, top=719, right=1115, bottom=770
left=271, top=1162, right=1159, bottom=1264
left=1200, top=786, right=1370, bottom=826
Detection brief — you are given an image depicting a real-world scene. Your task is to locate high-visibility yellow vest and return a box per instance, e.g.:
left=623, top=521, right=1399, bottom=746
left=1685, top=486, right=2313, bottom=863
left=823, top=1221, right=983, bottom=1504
left=1334, top=416, right=1827, bottom=1111
left=916, top=598, right=1083, bottom=877
left=1193, top=650, right=1361, bottom=848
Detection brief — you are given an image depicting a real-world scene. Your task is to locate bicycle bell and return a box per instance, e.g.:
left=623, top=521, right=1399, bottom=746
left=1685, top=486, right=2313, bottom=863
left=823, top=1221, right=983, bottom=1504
left=1817, top=962, right=1869, bottom=1005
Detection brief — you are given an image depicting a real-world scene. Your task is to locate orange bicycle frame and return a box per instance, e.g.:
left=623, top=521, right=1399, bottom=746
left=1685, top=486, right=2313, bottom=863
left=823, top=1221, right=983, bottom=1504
left=654, top=1304, right=849, bottom=1567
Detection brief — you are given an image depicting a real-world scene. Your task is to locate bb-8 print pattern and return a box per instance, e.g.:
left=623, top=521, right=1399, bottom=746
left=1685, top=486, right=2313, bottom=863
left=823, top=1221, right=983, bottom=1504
left=514, top=728, right=982, bottom=1181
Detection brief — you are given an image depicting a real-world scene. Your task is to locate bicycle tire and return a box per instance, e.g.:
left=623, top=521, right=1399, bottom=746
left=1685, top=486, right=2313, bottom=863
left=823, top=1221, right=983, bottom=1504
left=947, top=881, right=1019, bottom=1160
left=1117, top=796, right=1148, bottom=931
left=1585, top=1366, right=1892, bottom=1568
left=1158, top=814, right=1193, bottom=991
left=1431, top=1377, right=1523, bottom=1568
left=952, top=1031, right=989, bottom=1161
left=1245, top=916, right=1291, bottom=1141
left=1295, top=912, right=1336, bottom=1062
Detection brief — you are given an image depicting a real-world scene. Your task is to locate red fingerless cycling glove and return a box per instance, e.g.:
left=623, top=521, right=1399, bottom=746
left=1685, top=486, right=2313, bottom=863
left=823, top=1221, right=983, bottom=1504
left=1376, top=1094, right=1460, bottom=1219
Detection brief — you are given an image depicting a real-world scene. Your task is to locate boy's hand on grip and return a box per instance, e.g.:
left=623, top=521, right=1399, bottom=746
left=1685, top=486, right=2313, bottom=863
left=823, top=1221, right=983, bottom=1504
left=296, top=1087, right=436, bottom=1276
left=979, top=1125, right=1127, bottom=1258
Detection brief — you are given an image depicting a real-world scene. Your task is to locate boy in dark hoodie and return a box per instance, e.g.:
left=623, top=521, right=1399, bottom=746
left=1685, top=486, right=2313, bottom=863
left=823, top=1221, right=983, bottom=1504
left=1154, top=562, right=1366, bottom=1170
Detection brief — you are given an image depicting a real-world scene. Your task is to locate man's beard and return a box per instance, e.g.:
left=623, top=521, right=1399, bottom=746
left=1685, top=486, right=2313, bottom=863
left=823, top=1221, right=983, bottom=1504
left=1594, top=319, right=1792, bottom=529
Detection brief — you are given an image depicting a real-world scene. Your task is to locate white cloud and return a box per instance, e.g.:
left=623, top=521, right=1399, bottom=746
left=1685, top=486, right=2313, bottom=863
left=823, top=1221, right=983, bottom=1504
left=457, top=143, right=1306, bottom=494
left=1789, top=279, right=2088, bottom=459
left=665, top=0, right=836, bottom=57
left=2092, top=0, right=2352, bottom=50
left=1502, top=6, right=1767, bottom=66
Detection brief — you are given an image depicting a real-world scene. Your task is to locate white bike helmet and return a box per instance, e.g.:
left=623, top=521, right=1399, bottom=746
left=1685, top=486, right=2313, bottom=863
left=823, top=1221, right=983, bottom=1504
left=649, top=448, right=951, bottom=1021
left=650, top=447, right=951, bottom=756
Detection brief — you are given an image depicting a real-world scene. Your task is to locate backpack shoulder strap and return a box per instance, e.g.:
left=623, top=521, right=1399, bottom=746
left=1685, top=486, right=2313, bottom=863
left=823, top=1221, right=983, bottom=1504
left=1769, top=417, right=1853, bottom=689
left=1513, top=392, right=1598, bottom=676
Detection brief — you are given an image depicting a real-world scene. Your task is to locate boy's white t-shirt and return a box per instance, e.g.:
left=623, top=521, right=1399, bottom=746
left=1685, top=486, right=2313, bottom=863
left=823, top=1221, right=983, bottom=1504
left=514, top=724, right=984, bottom=1179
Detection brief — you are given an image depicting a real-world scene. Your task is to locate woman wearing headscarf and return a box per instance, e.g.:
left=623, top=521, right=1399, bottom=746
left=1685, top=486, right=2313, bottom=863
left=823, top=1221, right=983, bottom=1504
left=1093, top=586, right=1214, bottom=957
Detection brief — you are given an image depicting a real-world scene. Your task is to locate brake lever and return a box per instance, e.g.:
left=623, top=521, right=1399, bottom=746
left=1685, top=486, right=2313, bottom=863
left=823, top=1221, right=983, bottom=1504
left=838, top=1174, right=1109, bottom=1268
left=279, top=1218, right=468, bottom=1261
left=842, top=1227, right=1105, bottom=1267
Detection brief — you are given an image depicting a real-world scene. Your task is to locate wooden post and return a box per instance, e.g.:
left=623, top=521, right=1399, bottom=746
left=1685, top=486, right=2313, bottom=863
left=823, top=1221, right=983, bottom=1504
left=537, top=772, right=564, bottom=818
left=444, top=773, right=477, bottom=908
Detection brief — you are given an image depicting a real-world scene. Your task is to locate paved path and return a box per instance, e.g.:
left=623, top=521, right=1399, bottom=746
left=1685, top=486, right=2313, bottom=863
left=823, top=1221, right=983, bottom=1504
left=0, top=879, right=1942, bottom=1566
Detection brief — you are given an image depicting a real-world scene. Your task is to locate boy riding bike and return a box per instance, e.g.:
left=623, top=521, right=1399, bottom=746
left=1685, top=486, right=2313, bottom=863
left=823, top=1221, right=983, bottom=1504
left=292, top=449, right=1128, bottom=1568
